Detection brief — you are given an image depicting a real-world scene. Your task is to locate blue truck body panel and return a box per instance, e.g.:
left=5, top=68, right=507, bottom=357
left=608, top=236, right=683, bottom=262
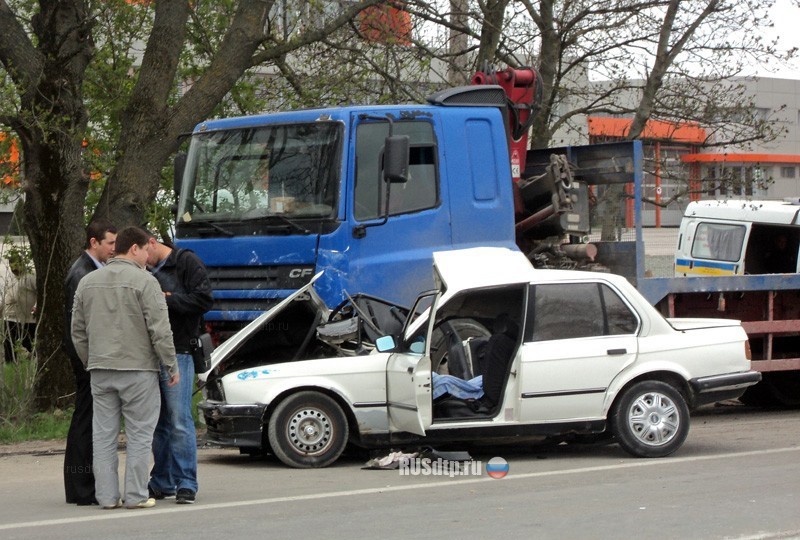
left=176, top=102, right=517, bottom=319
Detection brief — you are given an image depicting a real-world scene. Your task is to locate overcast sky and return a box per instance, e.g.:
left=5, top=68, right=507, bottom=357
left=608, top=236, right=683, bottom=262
left=751, top=0, right=800, bottom=79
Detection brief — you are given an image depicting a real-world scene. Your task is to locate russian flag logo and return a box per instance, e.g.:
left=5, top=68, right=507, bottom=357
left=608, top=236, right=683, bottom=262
left=486, top=457, right=509, bottom=479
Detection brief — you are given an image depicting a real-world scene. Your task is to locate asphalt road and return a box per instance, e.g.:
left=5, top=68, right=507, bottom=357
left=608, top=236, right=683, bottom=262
left=1, top=403, right=800, bottom=540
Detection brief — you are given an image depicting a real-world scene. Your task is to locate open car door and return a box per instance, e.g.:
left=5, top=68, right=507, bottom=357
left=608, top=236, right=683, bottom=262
left=385, top=291, right=437, bottom=435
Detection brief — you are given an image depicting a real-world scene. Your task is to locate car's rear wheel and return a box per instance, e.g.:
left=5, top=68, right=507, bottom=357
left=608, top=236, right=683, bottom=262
left=610, top=381, right=690, bottom=458
left=267, top=391, right=349, bottom=468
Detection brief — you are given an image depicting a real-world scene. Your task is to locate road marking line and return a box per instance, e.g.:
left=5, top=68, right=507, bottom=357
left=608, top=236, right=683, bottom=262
left=2, top=445, right=799, bottom=531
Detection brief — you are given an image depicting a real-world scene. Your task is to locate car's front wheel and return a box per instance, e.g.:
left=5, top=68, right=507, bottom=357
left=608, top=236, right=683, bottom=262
left=610, top=381, right=689, bottom=458
left=267, top=391, right=349, bottom=468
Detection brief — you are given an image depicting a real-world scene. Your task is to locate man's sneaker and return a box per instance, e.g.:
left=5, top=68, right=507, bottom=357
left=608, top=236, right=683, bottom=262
left=148, top=486, right=175, bottom=500
left=101, top=500, right=122, bottom=510
left=124, top=498, right=156, bottom=510
left=176, top=489, right=196, bottom=504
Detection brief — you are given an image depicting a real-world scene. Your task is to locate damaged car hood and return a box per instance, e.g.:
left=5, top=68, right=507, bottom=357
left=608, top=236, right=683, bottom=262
left=201, top=272, right=325, bottom=377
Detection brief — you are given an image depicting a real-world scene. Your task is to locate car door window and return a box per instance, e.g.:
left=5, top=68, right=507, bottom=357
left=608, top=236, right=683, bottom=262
left=529, top=282, right=638, bottom=341
left=601, top=285, right=638, bottom=335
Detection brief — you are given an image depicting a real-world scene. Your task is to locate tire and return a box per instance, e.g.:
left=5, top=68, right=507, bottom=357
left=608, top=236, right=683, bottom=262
left=762, top=372, right=800, bottom=408
left=430, top=318, right=490, bottom=375
left=738, top=380, right=778, bottom=407
left=610, top=381, right=690, bottom=458
left=267, top=391, right=349, bottom=468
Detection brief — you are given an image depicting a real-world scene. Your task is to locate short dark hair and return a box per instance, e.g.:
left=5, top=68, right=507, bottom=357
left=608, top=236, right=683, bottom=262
left=85, top=219, right=117, bottom=248
left=114, top=226, right=150, bottom=255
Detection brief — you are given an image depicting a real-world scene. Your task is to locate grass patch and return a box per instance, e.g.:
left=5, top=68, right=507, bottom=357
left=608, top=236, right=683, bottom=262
left=0, top=357, right=206, bottom=444
left=1, top=353, right=72, bottom=444
left=0, top=408, right=72, bottom=444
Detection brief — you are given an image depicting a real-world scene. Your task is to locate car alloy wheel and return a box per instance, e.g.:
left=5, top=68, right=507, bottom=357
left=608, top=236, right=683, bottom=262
left=611, top=380, right=690, bottom=458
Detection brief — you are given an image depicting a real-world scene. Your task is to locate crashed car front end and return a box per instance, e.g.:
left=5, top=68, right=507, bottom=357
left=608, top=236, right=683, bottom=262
left=199, top=401, right=265, bottom=449
left=198, top=277, right=408, bottom=454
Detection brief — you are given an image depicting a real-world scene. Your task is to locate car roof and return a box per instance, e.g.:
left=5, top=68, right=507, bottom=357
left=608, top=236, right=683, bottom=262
left=685, top=199, right=800, bottom=225
left=432, top=247, right=631, bottom=299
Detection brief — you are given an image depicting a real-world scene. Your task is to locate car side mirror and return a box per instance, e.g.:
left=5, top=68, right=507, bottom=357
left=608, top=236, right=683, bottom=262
left=375, top=335, right=397, bottom=352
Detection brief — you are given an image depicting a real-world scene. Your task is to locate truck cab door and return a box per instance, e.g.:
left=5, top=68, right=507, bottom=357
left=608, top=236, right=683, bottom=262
left=385, top=291, right=438, bottom=435
left=347, top=113, right=451, bottom=306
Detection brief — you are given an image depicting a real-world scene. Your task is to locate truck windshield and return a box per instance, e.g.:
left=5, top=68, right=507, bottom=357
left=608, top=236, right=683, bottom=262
left=177, top=122, right=341, bottom=224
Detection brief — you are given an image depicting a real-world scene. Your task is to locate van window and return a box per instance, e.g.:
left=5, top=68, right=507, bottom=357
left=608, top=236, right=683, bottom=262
left=691, top=223, right=745, bottom=262
left=744, top=224, right=800, bottom=274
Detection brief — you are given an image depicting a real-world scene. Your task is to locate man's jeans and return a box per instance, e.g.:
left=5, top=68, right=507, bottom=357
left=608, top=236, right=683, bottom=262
left=149, top=354, right=198, bottom=494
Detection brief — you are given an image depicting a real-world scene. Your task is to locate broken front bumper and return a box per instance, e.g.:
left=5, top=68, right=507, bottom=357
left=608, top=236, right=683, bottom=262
left=689, top=370, right=762, bottom=407
left=198, top=400, right=266, bottom=449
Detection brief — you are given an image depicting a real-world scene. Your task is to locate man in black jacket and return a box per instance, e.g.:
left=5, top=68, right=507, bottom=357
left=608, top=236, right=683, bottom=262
left=145, top=236, right=212, bottom=504
left=63, top=219, right=117, bottom=505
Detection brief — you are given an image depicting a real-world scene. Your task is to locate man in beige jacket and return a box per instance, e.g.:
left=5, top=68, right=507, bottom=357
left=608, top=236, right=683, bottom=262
left=72, top=226, right=179, bottom=510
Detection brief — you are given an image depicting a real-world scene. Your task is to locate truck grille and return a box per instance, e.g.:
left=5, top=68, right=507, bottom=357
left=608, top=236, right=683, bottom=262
left=206, top=265, right=315, bottom=290
left=205, top=265, right=314, bottom=316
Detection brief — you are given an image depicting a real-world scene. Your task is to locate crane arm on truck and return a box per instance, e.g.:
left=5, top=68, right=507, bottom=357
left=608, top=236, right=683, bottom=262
left=471, top=66, right=595, bottom=269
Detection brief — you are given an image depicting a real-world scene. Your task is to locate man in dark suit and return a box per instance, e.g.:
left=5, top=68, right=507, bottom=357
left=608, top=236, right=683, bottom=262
left=63, top=219, right=116, bottom=505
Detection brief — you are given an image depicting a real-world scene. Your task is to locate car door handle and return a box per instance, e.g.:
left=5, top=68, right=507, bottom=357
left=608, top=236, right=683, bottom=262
left=607, top=348, right=627, bottom=355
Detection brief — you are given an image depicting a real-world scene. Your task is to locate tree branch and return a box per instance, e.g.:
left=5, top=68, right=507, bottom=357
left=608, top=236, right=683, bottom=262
left=0, top=0, right=42, bottom=89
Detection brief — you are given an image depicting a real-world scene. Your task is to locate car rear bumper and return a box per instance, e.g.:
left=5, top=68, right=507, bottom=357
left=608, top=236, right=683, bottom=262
left=689, top=371, right=762, bottom=407
left=198, top=400, right=265, bottom=449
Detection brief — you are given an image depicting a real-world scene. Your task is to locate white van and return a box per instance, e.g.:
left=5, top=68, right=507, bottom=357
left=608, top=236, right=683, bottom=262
left=674, top=199, right=800, bottom=277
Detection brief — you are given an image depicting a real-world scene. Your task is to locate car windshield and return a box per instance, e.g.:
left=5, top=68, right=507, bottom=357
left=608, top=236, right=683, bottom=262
left=177, top=122, right=341, bottom=223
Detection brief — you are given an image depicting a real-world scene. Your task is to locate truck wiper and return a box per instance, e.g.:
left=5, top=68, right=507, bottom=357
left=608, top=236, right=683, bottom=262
left=269, top=215, right=311, bottom=234
left=240, top=213, right=311, bottom=234
left=196, top=221, right=236, bottom=237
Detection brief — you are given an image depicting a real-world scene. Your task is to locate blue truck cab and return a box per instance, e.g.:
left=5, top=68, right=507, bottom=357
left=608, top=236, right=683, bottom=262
left=174, top=86, right=518, bottom=331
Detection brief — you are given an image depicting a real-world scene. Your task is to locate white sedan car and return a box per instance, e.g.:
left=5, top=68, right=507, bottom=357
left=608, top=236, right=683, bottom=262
left=198, top=247, right=760, bottom=468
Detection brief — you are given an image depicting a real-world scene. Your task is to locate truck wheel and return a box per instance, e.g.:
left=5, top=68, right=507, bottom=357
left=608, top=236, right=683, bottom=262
left=267, top=391, right=349, bottom=468
left=738, top=380, right=778, bottom=407
left=763, top=372, right=800, bottom=408
left=610, top=381, right=690, bottom=458
left=430, top=318, right=490, bottom=376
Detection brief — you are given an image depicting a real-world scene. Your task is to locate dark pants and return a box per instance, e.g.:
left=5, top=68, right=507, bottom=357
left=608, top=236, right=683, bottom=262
left=63, top=353, right=95, bottom=504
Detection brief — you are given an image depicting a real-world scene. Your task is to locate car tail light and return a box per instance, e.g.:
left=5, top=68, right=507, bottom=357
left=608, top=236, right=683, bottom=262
left=744, top=339, right=751, bottom=361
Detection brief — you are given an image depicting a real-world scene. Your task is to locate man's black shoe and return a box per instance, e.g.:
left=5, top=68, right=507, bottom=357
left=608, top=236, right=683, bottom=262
left=176, top=488, right=196, bottom=504
left=148, top=487, right=175, bottom=500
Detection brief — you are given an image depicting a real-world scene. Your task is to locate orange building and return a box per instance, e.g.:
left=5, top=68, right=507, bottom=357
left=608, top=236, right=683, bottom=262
left=588, top=116, right=707, bottom=227
left=0, top=132, right=20, bottom=187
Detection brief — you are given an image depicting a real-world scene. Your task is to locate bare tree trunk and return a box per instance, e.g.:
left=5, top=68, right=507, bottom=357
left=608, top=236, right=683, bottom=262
left=475, top=0, right=509, bottom=69
left=528, top=0, right=558, bottom=149
left=1, top=1, right=95, bottom=408
left=447, top=0, right=471, bottom=85
left=628, top=0, right=719, bottom=140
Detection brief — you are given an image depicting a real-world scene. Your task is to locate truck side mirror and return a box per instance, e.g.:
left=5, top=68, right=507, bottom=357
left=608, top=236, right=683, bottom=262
left=383, top=135, right=409, bottom=183
left=173, top=152, right=187, bottom=198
